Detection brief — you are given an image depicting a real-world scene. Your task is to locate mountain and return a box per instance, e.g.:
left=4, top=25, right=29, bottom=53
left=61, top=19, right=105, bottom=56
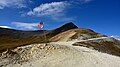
left=0, top=22, right=120, bottom=57
left=48, top=25, right=120, bottom=56
left=46, top=22, right=78, bottom=38
left=0, top=27, right=48, bottom=52
left=50, top=28, right=106, bottom=42
left=0, top=22, right=120, bottom=67
left=50, top=28, right=120, bottom=56
left=0, top=22, right=78, bottom=52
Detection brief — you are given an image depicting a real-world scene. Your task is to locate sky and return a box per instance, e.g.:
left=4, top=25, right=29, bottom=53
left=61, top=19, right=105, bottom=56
left=0, top=0, right=120, bottom=36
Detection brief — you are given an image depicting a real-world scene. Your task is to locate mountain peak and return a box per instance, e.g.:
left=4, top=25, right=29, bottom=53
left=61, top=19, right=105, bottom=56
left=51, top=22, right=78, bottom=35
left=56, top=22, right=78, bottom=31
left=61, top=22, right=78, bottom=29
left=46, top=22, right=78, bottom=39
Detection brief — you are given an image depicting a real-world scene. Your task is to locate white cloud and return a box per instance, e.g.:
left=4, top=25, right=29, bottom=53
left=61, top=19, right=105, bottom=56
left=12, top=22, right=38, bottom=30
left=26, top=0, right=92, bottom=22
left=27, top=0, right=92, bottom=15
left=26, top=1, right=73, bottom=22
left=0, top=26, right=11, bottom=28
left=27, top=1, right=70, bottom=16
left=0, top=0, right=31, bottom=9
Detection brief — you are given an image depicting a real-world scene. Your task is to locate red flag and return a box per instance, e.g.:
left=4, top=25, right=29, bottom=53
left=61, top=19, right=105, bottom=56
left=38, top=22, right=44, bottom=29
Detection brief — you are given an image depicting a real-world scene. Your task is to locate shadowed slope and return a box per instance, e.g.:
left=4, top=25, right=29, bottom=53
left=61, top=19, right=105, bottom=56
left=73, top=37, right=120, bottom=56
left=0, top=22, right=78, bottom=52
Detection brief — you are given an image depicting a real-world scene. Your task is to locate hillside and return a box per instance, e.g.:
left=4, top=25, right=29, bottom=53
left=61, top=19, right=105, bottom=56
left=0, top=42, right=120, bottom=67
left=0, top=22, right=120, bottom=67
left=72, top=37, right=120, bottom=56
left=50, top=28, right=106, bottom=42
left=0, top=22, right=120, bottom=57
left=0, top=22, right=78, bottom=52
left=0, top=27, right=50, bottom=52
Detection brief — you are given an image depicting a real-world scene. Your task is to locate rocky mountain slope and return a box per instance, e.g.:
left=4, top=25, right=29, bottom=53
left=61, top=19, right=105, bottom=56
left=49, top=26, right=120, bottom=56
left=0, top=42, right=120, bottom=67
left=0, top=28, right=49, bottom=52
left=72, top=37, right=120, bottom=56
left=50, top=28, right=106, bottom=42
left=0, top=22, right=78, bottom=52
left=0, top=22, right=120, bottom=67
left=0, top=22, right=120, bottom=56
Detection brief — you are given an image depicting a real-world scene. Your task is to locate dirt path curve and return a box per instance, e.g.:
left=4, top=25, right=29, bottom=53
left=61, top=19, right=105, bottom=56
left=50, top=37, right=109, bottom=46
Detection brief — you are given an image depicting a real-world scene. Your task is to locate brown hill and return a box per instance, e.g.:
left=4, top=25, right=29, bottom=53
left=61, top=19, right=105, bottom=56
left=50, top=28, right=106, bottom=42
left=0, top=22, right=78, bottom=52
left=0, top=22, right=120, bottom=57
left=0, top=27, right=50, bottom=52
left=72, top=37, right=120, bottom=56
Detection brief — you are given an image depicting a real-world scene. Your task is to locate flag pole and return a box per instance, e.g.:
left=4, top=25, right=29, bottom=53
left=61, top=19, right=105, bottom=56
left=43, top=24, right=47, bottom=43
left=38, top=22, right=47, bottom=43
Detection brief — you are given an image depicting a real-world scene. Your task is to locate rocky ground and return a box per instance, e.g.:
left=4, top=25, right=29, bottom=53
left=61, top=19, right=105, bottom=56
left=0, top=40, right=120, bottom=67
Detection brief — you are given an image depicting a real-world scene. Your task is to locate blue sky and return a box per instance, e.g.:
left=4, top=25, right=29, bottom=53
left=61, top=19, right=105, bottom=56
left=0, top=0, right=120, bottom=36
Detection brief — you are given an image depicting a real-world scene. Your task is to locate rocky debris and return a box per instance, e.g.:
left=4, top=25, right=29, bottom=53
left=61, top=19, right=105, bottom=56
left=0, top=43, right=70, bottom=66
left=0, top=42, right=120, bottom=67
left=0, top=44, right=46, bottom=66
